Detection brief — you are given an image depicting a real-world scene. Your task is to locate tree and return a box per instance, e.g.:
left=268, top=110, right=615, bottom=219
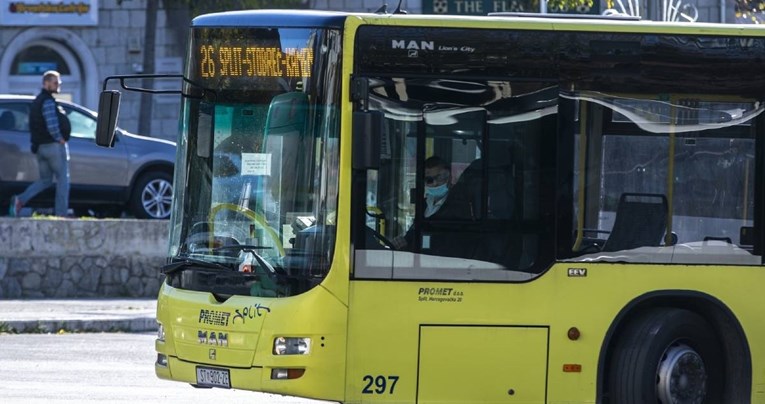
left=547, top=0, right=596, bottom=13
left=734, top=0, right=765, bottom=23
left=138, top=0, right=158, bottom=137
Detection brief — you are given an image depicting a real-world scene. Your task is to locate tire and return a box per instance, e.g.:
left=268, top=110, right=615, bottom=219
left=130, top=172, right=173, bottom=219
left=607, top=308, right=724, bottom=404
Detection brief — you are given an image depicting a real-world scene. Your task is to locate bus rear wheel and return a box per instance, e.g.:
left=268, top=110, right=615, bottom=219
left=607, top=308, right=724, bottom=403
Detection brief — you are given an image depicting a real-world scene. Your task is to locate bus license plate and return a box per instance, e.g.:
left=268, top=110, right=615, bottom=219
left=196, top=366, right=231, bottom=388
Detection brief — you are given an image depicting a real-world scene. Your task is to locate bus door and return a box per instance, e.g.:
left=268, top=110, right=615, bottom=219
left=347, top=75, right=557, bottom=403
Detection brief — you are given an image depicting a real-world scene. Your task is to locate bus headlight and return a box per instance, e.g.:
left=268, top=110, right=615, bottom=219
left=157, top=322, right=165, bottom=342
left=273, top=337, right=311, bottom=355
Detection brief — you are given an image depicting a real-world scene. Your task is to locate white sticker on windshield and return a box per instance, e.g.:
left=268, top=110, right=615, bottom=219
left=241, top=153, right=271, bottom=176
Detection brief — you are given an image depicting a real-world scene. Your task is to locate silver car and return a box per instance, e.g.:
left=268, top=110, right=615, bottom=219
left=0, top=94, right=176, bottom=219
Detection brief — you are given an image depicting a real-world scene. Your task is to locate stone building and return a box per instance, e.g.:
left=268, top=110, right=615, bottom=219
left=0, top=0, right=753, bottom=141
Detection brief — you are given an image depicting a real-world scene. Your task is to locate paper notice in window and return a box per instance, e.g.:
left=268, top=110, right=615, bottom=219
left=241, top=153, right=271, bottom=176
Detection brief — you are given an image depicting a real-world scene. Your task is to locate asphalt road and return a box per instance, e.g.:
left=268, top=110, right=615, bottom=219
left=0, top=332, right=334, bottom=404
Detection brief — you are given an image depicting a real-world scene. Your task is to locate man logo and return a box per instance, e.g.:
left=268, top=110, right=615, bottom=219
left=209, top=348, right=217, bottom=360
left=392, top=40, right=434, bottom=51
left=199, top=330, right=229, bottom=347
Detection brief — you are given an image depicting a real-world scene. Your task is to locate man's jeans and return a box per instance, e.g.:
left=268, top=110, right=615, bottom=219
left=18, top=142, right=70, bottom=216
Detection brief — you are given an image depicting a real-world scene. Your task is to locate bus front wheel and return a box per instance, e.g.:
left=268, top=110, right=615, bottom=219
left=607, top=308, right=724, bottom=403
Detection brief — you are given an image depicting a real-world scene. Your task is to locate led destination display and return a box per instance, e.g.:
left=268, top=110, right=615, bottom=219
left=198, top=45, right=313, bottom=79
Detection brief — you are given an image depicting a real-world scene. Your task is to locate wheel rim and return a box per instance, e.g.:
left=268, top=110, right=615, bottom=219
left=141, top=178, right=173, bottom=219
left=657, top=343, right=707, bottom=404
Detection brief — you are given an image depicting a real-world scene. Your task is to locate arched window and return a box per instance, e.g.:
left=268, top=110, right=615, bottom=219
left=11, top=45, right=71, bottom=75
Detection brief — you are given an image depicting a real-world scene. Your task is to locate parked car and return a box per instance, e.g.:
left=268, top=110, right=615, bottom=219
left=0, top=94, right=176, bottom=219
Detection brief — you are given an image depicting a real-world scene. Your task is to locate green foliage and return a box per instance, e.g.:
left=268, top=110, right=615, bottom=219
left=548, top=0, right=596, bottom=12
left=735, top=0, right=765, bottom=22
left=0, top=322, right=18, bottom=334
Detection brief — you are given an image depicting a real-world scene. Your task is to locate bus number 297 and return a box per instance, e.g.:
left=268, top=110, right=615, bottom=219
left=362, top=375, right=399, bottom=394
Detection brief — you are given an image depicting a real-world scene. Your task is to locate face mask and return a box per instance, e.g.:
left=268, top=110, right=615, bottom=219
left=425, top=183, right=448, bottom=199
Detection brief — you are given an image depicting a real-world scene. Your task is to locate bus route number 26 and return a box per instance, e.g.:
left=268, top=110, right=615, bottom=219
left=362, top=375, right=399, bottom=394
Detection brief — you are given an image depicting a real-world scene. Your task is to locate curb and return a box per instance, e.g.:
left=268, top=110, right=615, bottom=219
left=2, top=317, right=158, bottom=333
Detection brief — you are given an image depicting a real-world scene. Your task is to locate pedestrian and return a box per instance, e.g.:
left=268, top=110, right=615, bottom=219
left=8, top=70, right=71, bottom=217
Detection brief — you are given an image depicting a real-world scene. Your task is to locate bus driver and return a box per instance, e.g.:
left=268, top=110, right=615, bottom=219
left=391, top=156, right=452, bottom=250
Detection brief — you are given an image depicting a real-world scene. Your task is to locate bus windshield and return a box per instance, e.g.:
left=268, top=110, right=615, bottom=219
left=167, top=26, right=342, bottom=298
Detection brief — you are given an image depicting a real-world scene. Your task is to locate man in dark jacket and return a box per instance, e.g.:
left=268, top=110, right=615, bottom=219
left=8, top=70, right=71, bottom=217
left=391, top=156, right=467, bottom=252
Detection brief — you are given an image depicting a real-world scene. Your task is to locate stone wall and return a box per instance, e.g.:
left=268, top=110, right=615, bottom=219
left=0, top=218, right=168, bottom=299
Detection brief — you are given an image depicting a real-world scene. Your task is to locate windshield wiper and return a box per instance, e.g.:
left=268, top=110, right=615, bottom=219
left=162, top=256, right=231, bottom=275
left=211, top=245, right=272, bottom=252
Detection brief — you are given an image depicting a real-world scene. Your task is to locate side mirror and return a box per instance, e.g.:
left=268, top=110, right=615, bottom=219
left=352, top=110, right=382, bottom=170
left=96, top=90, right=121, bottom=147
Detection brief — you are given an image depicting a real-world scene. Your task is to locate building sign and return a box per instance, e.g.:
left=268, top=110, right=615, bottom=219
left=0, top=0, right=98, bottom=26
left=423, top=0, right=600, bottom=15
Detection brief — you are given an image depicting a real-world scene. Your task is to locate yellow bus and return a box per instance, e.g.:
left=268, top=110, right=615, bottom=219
left=96, top=9, right=765, bottom=403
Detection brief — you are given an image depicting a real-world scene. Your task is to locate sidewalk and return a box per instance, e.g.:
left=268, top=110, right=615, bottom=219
left=0, top=299, right=157, bottom=333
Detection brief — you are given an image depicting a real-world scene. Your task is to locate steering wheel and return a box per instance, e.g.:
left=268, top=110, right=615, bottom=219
left=364, top=206, right=398, bottom=250
left=366, top=226, right=397, bottom=250
left=208, top=203, right=285, bottom=257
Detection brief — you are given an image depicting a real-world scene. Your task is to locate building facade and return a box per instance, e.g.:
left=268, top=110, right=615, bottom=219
left=0, top=0, right=755, bottom=140
left=0, top=0, right=188, bottom=140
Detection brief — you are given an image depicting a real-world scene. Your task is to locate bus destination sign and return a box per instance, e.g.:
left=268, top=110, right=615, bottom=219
left=198, top=45, right=314, bottom=79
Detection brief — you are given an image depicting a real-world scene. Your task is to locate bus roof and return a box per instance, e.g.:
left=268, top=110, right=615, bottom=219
left=191, top=9, right=765, bottom=37
left=191, top=9, right=349, bottom=28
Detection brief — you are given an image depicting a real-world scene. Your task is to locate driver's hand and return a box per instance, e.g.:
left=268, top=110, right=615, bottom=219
left=391, top=236, right=407, bottom=249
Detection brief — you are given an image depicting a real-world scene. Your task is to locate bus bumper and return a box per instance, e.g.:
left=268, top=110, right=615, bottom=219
left=155, top=354, right=265, bottom=389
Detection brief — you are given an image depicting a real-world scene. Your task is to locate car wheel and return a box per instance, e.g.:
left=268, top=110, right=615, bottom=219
left=130, top=172, right=173, bottom=219
left=607, top=308, right=724, bottom=403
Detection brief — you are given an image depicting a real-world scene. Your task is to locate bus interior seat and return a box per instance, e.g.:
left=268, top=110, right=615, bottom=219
left=439, top=157, right=519, bottom=267
left=601, top=193, right=668, bottom=252
left=486, top=163, right=515, bottom=219
left=445, top=158, right=484, bottom=220
left=0, top=111, right=15, bottom=130
left=446, top=158, right=515, bottom=220
left=703, top=236, right=732, bottom=244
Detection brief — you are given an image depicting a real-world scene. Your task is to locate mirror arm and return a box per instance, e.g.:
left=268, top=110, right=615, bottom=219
left=102, top=74, right=184, bottom=94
